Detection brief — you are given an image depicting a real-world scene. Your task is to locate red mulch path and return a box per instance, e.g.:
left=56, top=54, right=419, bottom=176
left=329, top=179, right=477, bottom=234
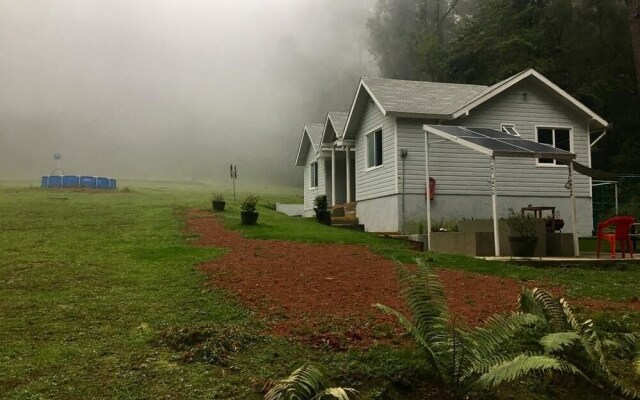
left=188, top=210, right=640, bottom=349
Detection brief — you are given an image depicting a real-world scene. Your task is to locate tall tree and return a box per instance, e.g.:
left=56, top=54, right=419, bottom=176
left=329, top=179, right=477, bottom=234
left=628, top=0, right=640, bottom=96
left=368, top=0, right=469, bottom=80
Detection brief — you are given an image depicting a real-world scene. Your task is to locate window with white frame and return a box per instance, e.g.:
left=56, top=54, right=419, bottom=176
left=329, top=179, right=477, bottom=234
left=366, top=129, right=383, bottom=168
left=536, top=127, right=571, bottom=165
left=309, top=161, right=318, bottom=188
left=501, top=124, right=520, bottom=136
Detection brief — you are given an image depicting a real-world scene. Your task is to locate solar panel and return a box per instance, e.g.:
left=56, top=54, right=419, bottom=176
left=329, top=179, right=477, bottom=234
left=423, top=125, right=575, bottom=160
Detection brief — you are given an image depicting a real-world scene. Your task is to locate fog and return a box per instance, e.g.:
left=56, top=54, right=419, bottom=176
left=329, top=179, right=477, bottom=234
left=0, top=0, right=377, bottom=187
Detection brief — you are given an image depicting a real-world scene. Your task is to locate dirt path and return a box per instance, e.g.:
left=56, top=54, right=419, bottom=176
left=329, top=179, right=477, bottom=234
left=188, top=210, right=639, bottom=349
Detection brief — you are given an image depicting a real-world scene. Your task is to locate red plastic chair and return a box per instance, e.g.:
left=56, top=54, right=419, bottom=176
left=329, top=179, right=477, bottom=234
left=596, top=216, right=635, bottom=259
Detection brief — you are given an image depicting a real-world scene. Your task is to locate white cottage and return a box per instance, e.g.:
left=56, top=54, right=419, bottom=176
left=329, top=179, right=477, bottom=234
left=297, top=69, right=608, bottom=237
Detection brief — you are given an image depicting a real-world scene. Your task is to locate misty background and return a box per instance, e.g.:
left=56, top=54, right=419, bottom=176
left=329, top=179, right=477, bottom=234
left=0, top=0, right=377, bottom=187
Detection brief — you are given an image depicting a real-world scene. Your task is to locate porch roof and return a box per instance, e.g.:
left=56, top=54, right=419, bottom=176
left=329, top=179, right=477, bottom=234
left=422, top=125, right=576, bottom=160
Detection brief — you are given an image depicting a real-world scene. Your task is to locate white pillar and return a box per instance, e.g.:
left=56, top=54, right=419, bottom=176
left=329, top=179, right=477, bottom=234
left=491, top=156, right=500, bottom=257
left=425, top=132, right=432, bottom=251
left=346, top=145, right=352, bottom=203
left=331, top=146, right=336, bottom=206
left=569, top=162, right=580, bottom=256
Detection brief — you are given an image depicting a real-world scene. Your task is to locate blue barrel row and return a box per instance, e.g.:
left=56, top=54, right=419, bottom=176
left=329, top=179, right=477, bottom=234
left=41, top=175, right=117, bottom=190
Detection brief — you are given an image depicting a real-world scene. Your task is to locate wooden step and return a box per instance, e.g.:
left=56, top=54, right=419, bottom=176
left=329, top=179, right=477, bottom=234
left=331, top=216, right=359, bottom=225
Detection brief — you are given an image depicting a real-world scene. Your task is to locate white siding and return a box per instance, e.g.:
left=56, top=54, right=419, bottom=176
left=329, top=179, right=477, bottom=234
left=396, top=80, right=591, bottom=198
left=354, top=101, right=396, bottom=200
left=303, top=146, right=324, bottom=215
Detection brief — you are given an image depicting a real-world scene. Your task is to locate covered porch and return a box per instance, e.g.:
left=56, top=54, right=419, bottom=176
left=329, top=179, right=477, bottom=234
left=423, top=125, right=582, bottom=257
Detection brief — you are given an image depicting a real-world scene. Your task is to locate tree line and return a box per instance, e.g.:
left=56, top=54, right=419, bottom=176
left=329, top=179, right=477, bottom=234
left=367, top=0, right=640, bottom=174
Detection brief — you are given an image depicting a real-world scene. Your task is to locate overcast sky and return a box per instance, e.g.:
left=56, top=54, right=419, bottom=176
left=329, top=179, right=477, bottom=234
left=0, top=0, right=377, bottom=187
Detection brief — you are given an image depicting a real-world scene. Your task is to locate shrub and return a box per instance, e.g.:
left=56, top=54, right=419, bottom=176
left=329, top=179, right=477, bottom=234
left=505, top=208, right=536, bottom=238
left=211, top=193, right=225, bottom=202
left=241, top=194, right=259, bottom=213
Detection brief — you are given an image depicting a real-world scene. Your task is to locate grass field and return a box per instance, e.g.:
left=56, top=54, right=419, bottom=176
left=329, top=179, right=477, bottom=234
left=1, top=182, right=639, bottom=399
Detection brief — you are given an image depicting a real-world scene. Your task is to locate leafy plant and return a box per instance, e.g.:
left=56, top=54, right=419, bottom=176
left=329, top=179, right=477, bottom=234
left=313, top=195, right=331, bottom=224
left=211, top=193, right=225, bottom=202
left=313, top=195, right=328, bottom=214
left=518, top=287, right=640, bottom=399
left=264, top=365, right=358, bottom=400
left=505, top=208, right=536, bottom=238
left=241, top=194, right=259, bottom=213
left=376, top=259, right=545, bottom=398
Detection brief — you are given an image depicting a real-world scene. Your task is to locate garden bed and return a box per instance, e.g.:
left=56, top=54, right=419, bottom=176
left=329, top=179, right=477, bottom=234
left=188, top=210, right=640, bottom=349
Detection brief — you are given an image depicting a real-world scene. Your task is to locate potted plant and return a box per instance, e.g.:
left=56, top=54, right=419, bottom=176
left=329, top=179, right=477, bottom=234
left=505, top=208, right=538, bottom=257
left=313, top=195, right=331, bottom=225
left=544, top=212, right=564, bottom=232
left=240, top=194, right=259, bottom=225
left=211, top=193, right=226, bottom=212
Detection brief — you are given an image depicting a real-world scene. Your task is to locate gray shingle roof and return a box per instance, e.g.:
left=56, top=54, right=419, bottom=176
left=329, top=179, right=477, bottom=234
left=327, top=112, right=349, bottom=136
left=362, top=77, right=488, bottom=116
left=305, top=123, right=325, bottom=150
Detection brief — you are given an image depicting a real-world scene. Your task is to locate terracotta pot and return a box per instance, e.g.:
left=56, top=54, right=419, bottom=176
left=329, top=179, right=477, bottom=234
left=240, top=211, right=259, bottom=225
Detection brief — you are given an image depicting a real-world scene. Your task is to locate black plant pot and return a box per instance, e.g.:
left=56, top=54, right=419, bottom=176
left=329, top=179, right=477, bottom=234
left=241, top=211, right=259, bottom=225
left=212, top=200, right=226, bottom=212
left=315, top=211, right=331, bottom=225
left=508, top=236, right=538, bottom=257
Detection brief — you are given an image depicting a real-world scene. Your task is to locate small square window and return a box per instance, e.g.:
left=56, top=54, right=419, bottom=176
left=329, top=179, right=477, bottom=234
left=501, top=124, right=520, bottom=136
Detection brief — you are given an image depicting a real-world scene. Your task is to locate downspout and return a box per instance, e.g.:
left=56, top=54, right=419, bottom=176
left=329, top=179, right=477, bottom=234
left=400, top=149, right=408, bottom=234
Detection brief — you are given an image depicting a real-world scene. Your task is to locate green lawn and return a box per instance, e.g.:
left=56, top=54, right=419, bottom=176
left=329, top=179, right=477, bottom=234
left=1, top=182, right=638, bottom=399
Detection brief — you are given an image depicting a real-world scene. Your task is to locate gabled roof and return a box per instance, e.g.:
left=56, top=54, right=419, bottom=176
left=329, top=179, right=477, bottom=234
left=321, top=111, right=349, bottom=145
left=294, top=123, right=325, bottom=166
left=343, top=69, right=608, bottom=139
left=451, top=68, right=608, bottom=128
left=362, top=77, right=487, bottom=116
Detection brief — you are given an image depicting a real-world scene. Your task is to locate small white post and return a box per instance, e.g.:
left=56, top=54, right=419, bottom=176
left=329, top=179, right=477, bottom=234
left=491, top=156, right=500, bottom=257
left=425, top=132, right=432, bottom=251
left=346, top=145, right=352, bottom=203
left=331, top=146, right=336, bottom=206
left=569, top=162, right=580, bottom=257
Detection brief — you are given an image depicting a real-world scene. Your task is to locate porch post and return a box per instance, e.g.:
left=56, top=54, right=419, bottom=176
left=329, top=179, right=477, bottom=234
left=425, top=131, right=432, bottom=251
left=331, top=146, right=336, bottom=206
left=491, top=156, right=500, bottom=257
left=569, top=162, right=580, bottom=256
left=346, top=145, right=352, bottom=203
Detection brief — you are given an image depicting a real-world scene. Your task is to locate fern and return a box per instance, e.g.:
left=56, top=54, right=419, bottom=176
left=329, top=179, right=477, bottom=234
left=519, top=287, right=640, bottom=399
left=474, top=354, right=585, bottom=388
left=539, top=332, right=581, bottom=353
left=634, top=344, right=640, bottom=376
left=378, top=264, right=640, bottom=399
left=264, top=365, right=358, bottom=400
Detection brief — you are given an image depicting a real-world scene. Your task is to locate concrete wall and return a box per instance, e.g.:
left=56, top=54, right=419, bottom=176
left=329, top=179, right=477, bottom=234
left=399, top=193, right=592, bottom=236
left=356, top=195, right=399, bottom=232
left=276, top=203, right=304, bottom=217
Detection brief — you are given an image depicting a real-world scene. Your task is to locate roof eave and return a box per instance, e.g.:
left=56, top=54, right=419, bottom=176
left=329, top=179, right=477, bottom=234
left=388, top=111, right=455, bottom=120
left=294, top=126, right=316, bottom=166
left=343, top=79, right=388, bottom=139
left=450, top=69, right=608, bottom=128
